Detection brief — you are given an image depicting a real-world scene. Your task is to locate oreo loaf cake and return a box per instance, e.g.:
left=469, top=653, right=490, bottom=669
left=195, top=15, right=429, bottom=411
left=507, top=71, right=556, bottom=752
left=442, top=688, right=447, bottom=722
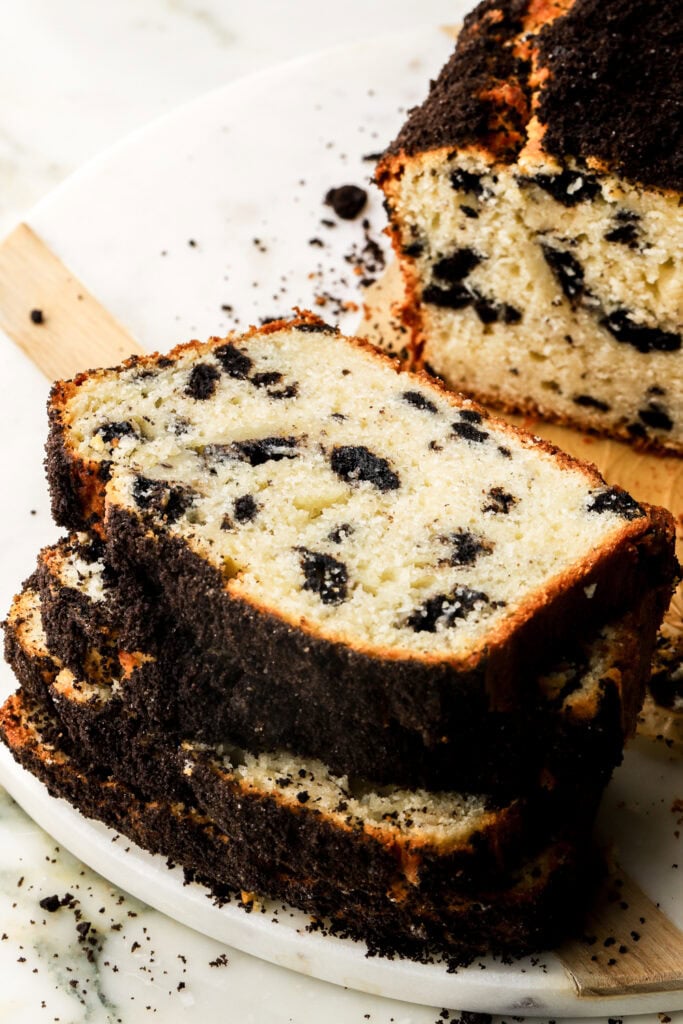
left=1, top=313, right=677, bottom=963
left=377, top=0, right=683, bottom=452
left=45, top=316, right=675, bottom=735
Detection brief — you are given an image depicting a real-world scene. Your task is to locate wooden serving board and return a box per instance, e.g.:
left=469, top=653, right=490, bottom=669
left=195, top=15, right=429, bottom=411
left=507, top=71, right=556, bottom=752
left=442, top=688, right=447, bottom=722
left=0, top=223, right=144, bottom=379
left=0, top=223, right=681, bottom=1004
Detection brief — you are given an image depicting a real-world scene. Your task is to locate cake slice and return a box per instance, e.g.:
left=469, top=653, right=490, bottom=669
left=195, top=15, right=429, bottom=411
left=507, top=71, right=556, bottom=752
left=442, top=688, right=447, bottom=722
left=29, top=540, right=656, bottom=795
left=0, top=684, right=598, bottom=964
left=6, top=576, right=637, bottom=843
left=376, top=0, right=683, bottom=452
left=45, top=314, right=677, bottom=749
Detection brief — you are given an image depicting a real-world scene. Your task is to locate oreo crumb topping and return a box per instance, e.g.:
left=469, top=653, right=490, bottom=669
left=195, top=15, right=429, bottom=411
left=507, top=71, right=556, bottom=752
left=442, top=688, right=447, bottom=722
left=433, top=249, right=482, bottom=283
left=402, top=390, right=438, bottom=413
left=132, top=476, right=194, bottom=524
left=96, top=421, right=137, bottom=444
left=214, top=343, right=253, bottom=378
left=233, top=494, right=258, bottom=523
left=451, top=420, right=489, bottom=443
left=299, top=549, right=349, bottom=605
left=385, top=0, right=531, bottom=162
left=537, top=0, right=682, bottom=191
left=483, top=487, right=517, bottom=514
left=294, top=322, right=338, bottom=334
left=30, top=308, right=44, bottom=325
left=385, top=0, right=681, bottom=190
left=600, top=310, right=681, bottom=353
left=207, top=436, right=299, bottom=467
left=527, top=171, right=600, bottom=206
left=638, top=402, right=673, bottom=431
left=460, top=205, right=479, bottom=219
left=407, top=585, right=490, bottom=632
left=324, top=185, right=367, bottom=220
left=449, top=169, right=484, bottom=196
left=587, top=487, right=644, bottom=520
left=447, top=530, right=493, bottom=566
left=330, top=445, right=400, bottom=492
left=573, top=394, right=611, bottom=412
left=328, top=523, right=354, bottom=543
left=402, top=241, right=424, bottom=257
left=185, top=362, right=221, bottom=400
left=75, top=534, right=106, bottom=564
left=542, top=245, right=585, bottom=305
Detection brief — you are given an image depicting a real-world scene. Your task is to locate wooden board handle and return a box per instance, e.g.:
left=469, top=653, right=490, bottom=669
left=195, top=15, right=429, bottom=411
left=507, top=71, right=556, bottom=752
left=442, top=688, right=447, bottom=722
left=0, top=223, right=143, bottom=381
left=558, top=867, right=683, bottom=998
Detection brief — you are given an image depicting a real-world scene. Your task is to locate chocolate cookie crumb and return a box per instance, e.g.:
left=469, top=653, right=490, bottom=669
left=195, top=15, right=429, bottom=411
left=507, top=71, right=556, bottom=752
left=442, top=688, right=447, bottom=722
left=325, top=185, right=367, bottom=220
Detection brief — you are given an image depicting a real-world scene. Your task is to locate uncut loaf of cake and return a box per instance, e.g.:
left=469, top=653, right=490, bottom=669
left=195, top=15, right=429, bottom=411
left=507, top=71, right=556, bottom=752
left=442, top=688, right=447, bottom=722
left=33, top=533, right=656, bottom=796
left=376, top=0, right=683, bottom=452
left=46, top=314, right=676, bottom=759
left=0, top=686, right=597, bottom=963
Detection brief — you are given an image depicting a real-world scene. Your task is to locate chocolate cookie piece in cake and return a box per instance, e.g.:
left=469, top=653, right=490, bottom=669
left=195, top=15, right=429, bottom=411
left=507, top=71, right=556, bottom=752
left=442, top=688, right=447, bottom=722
left=377, top=0, right=683, bottom=453
left=0, top=686, right=598, bottom=964
left=46, top=316, right=677, bottom=745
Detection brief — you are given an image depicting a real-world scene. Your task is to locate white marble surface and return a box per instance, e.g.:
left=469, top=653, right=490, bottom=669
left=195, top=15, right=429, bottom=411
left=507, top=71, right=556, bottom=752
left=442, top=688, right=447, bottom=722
left=0, top=0, right=461, bottom=238
left=1, top=3, right=682, bottom=1022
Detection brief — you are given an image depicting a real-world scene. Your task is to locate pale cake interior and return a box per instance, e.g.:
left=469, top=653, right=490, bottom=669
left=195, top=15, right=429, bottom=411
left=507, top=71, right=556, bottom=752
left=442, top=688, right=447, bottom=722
left=61, top=325, right=643, bottom=656
left=387, top=149, right=682, bottom=447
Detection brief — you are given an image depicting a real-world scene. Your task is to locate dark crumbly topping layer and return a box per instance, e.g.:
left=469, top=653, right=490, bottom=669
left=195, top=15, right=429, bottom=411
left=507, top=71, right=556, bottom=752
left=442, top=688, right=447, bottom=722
left=537, top=0, right=682, bottom=192
left=384, top=0, right=682, bottom=191
left=386, top=0, right=531, bottom=162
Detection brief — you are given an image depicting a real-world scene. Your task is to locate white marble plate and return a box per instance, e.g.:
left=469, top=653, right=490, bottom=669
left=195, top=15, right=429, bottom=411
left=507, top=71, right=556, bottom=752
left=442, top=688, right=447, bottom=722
left=0, top=20, right=681, bottom=1018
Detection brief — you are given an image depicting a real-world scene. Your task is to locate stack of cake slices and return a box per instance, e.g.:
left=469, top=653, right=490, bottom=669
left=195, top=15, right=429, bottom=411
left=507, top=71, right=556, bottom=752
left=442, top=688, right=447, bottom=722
left=1, top=314, right=678, bottom=964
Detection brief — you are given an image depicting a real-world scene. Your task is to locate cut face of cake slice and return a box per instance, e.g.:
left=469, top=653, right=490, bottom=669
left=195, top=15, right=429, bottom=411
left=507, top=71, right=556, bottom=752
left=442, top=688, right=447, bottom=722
left=46, top=315, right=677, bottom=726
left=376, top=0, right=683, bottom=452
